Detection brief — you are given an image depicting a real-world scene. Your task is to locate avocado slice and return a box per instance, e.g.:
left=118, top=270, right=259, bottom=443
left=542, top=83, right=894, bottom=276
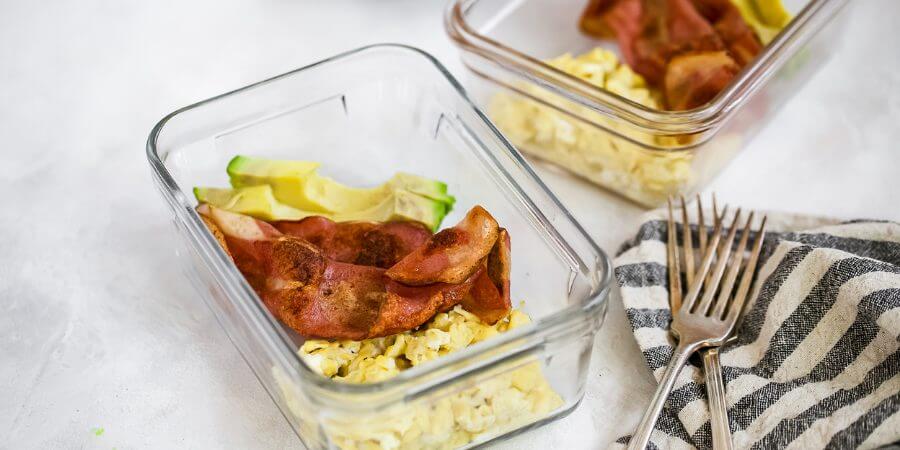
left=194, top=185, right=449, bottom=230
left=389, top=173, right=455, bottom=207
left=335, top=190, right=449, bottom=231
left=227, top=156, right=324, bottom=211
left=194, top=185, right=311, bottom=221
left=226, top=155, right=455, bottom=213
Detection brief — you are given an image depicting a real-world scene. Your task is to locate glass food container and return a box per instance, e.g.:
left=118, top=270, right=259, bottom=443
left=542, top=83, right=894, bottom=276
left=146, top=44, right=612, bottom=450
left=445, top=0, right=850, bottom=207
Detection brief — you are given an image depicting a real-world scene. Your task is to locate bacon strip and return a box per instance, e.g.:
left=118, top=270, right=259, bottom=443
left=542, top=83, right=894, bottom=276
left=374, top=269, right=483, bottom=337
left=488, top=228, right=511, bottom=303
left=580, top=0, right=641, bottom=39
left=198, top=204, right=513, bottom=339
left=272, top=216, right=432, bottom=268
left=631, top=0, right=724, bottom=85
left=580, top=0, right=643, bottom=66
left=456, top=227, right=508, bottom=326
left=579, top=0, right=763, bottom=110
left=690, top=0, right=762, bottom=66
left=664, top=51, right=740, bottom=110
left=197, top=204, right=281, bottom=288
left=385, top=206, right=499, bottom=286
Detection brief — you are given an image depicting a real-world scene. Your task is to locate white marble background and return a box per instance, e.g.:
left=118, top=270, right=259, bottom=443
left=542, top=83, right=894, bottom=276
left=1, top=1, right=898, bottom=449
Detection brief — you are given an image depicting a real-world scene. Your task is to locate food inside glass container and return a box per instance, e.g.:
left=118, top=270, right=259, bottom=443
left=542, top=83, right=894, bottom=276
left=579, top=0, right=793, bottom=111
left=490, top=48, right=694, bottom=206
left=300, top=306, right=562, bottom=449
left=487, top=0, right=792, bottom=204
left=194, top=155, right=563, bottom=449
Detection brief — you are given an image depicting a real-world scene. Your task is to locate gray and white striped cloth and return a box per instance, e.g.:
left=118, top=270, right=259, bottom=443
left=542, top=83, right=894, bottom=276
left=611, top=210, right=900, bottom=450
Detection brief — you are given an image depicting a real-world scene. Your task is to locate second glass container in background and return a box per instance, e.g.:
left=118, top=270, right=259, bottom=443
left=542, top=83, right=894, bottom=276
left=446, top=0, right=850, bottom=207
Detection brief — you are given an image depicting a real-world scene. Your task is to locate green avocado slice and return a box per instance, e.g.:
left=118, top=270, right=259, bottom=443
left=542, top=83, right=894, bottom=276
left=194, top=185, right=310, bottom=221
left=388, top=173, right=455, bottom=207
left=194, top=185, right=449, bottom=230
left=334, top=189, right=449, bottom=231
left=226, top=156, right=323, bottom=211
left=225, top=155, right=455, bottom=214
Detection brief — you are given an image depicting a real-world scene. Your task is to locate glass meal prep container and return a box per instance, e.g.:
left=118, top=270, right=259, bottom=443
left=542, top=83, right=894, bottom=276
left=146, top=44, right=612, bottom=450
left=445, top=0, right=850, bottom=207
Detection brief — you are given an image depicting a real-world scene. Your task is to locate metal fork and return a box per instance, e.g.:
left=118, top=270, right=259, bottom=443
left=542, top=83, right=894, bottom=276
left=669, top=196, right=767, bottom=449
left=626, top=199, right=765, bottom=450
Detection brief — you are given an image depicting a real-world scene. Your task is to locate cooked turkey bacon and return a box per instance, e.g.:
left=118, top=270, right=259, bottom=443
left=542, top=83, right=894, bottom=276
left=197, top=204, right=280, bottom=287
left=487, top=228, right=511, bottom=304
left=268, top=240, right=387, bottom=340
left=273, top=216, right=432, bottom=268
left=690, top=0, right=762, bottom=66
left=664, top=51, right=740, bottom=110
left=631, top=0, right=725, bottom=85
left=580, top=0, right=764, bottom=110
left=580, top=0, right=642, bottom=43
left=385, top=206, right=500, bottom=286
left=374, top=270, right=483, bottom=337
left=197, top=204, right=513, bottom=339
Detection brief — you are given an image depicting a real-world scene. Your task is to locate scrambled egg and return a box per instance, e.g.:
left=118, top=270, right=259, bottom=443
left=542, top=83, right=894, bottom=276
left=298, top=306, right=563, bottom=450
left=489, top=48, right=694, bottom=206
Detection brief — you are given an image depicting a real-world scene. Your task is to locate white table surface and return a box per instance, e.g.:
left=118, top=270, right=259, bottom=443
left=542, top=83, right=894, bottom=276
left=2, top=1, right=898, bottom=448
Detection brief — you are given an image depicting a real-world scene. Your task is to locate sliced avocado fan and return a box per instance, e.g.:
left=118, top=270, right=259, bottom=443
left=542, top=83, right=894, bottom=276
left=194, top=185, right=309, bottom=221
left=216, top=155, right=453, bottom=229
left=194, top=185, right=449, bottom=230
left=226, top=155, right=455, bottom=214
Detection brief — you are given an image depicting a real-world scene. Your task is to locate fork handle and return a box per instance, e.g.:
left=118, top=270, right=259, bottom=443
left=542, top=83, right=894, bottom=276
left=703, top=348, right=734, bottom=450
left=627, top=342, right=699, bottom=450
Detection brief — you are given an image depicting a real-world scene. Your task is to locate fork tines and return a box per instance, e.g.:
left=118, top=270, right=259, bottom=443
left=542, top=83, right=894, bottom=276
left=666, top=195, right=767, bottom=321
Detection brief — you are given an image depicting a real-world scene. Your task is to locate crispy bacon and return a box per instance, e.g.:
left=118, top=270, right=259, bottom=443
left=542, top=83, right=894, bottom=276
left=385, top=206, right=500, bottom=286
left=581, top=0, right=617, bottom=38
left=198, top=204, right=513, bottom=339
left=273, top=217, right=431, bottom=268
left=200, top=215, right=230, bottom=257
left=690, top=0, right=762, bottom=66
left=580, top=0, right=643, bottom=65
left=487, top=228, right=511, bottom=303
left=580, top=0, right=642, bottom=40
left=267, top=239, right=388, bottom=339
left=197, top=204, right=281, bottom=288
left=664, top=51, right=740, bottom=110
left=461, top=229, right=511, bottom=325
left=373, top=269, right=483, bottom=336
left=579, top=0, right=763, bottom=110
left=630, top=0, right=724, bottom=85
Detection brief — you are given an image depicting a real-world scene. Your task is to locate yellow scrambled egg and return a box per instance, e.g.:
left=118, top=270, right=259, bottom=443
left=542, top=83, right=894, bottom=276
left=489, top=47, right=694, bottom=206
left=298, top=306, right=563, bottom=450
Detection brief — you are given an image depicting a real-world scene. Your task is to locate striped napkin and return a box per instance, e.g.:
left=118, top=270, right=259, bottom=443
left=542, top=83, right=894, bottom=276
left=611, top=209, right=900, bottom=450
